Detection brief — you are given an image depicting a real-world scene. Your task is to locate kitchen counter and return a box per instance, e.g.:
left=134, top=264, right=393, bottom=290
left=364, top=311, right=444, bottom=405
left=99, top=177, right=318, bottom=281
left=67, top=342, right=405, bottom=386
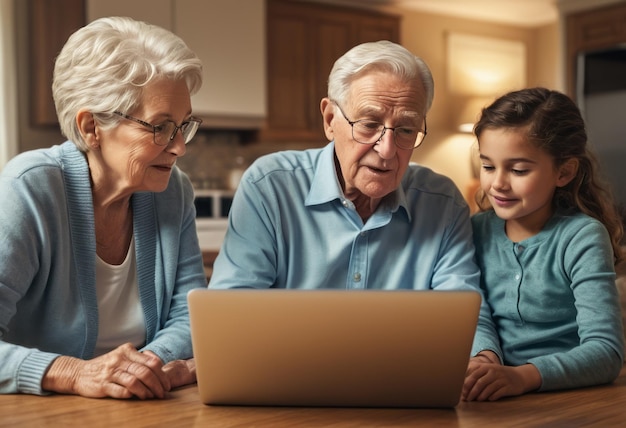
left=196, top=218, right=228, bottom=252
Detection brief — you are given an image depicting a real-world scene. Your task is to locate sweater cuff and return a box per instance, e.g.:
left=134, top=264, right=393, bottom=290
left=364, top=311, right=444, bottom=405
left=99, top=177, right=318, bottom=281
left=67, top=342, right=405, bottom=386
left=18, top=350, right=60, bottom=395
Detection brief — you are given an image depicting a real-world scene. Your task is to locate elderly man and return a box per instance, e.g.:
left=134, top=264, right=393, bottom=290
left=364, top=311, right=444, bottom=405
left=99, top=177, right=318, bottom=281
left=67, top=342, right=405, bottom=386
left=209, top=40, right=500, bottom=362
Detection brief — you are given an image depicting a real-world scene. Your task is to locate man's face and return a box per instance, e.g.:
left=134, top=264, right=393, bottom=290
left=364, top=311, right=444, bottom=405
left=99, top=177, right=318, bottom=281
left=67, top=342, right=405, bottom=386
left=323, top=71, right=427, bottom=210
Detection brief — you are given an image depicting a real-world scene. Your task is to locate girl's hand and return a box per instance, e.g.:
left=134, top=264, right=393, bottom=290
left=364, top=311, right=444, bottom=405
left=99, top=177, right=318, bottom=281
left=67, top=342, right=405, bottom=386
left=462, top=360, right=541, bottom=401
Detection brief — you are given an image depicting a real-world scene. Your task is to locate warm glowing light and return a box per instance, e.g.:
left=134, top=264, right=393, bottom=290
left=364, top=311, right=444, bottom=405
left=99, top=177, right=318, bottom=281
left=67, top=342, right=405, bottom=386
left=447, top=33, right=527, bottom=96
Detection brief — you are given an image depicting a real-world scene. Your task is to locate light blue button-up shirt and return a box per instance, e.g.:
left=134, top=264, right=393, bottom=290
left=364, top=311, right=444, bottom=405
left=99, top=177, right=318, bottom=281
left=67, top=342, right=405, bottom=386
left=209, top=142, right=500, bottom=356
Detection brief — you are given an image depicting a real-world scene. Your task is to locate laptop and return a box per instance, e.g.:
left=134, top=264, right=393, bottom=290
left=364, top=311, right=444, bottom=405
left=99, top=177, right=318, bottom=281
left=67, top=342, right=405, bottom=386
left=187, top=288, right=481, bottom=408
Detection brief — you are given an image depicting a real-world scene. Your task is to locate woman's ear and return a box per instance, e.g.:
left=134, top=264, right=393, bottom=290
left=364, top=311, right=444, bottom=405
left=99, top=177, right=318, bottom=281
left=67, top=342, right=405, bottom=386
left=76, top=110, right=99, bottom=149
left=556, top=158, right=579, bottom=187
left=320, top=98, right=335, bottom=142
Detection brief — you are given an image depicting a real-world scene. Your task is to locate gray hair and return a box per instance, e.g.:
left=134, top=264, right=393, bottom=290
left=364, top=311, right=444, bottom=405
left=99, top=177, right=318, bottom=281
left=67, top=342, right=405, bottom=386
left=52, top=16, right=203, bottom=151
left=327, top=40, right=434, bottom=115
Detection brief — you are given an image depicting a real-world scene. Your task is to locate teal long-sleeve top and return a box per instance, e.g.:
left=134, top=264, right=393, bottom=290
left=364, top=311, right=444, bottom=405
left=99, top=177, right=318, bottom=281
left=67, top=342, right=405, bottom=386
left=471, top=210, right=624, bottom=391
left=0, top=142, right=207, bottom=395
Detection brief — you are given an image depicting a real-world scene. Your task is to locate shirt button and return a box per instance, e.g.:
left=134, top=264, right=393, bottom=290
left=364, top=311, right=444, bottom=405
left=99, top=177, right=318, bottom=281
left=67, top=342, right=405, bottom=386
left=515, top=274, right=521, bottom=280
left=353, top=272, right=362, bottom=282
left=342, top=199, right=349, bottom=207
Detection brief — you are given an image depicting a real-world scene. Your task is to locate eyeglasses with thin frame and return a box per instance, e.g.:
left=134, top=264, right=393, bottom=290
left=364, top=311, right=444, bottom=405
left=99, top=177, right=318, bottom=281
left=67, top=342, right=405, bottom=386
left=113, top=111, right=202, bottom=146
left=333, top=102, right=427, bottom=150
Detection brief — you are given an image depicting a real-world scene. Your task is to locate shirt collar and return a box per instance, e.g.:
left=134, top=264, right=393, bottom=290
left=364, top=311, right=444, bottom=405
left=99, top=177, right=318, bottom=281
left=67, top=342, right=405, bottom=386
left=305, top=142, right=344, bottom=206
left=305, top=142, right=411, bottom=221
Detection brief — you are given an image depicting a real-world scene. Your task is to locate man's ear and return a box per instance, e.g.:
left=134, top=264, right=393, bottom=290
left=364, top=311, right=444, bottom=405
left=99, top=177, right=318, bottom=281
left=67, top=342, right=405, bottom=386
left=76, top=110, right=99, bottom=149
left=557, top=158, right=579, bottom=187
left=320, top=98, right=335, bottom=142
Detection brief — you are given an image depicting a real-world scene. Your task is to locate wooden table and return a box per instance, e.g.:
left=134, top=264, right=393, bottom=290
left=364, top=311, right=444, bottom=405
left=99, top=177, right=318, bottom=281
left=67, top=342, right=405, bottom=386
left=3, top=365, right=626, bottom=427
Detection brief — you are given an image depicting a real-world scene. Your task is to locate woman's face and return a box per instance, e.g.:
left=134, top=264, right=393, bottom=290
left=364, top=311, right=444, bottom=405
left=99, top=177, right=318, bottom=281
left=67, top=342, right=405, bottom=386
left=92, top=78, right=193, bottom=195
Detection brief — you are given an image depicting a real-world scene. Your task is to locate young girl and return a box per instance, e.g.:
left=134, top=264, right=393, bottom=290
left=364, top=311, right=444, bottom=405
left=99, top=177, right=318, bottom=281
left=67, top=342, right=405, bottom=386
left=463, top=87, right=625, bottom=401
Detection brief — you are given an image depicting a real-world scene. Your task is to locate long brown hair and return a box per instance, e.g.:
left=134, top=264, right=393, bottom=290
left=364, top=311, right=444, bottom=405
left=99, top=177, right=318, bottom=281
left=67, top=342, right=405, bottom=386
left=474, top=87, right=624, bottom=264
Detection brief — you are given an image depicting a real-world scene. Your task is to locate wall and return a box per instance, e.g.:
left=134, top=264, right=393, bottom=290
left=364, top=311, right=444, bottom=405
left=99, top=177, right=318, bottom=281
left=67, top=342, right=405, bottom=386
left=391, top=8, right=561, bottom=204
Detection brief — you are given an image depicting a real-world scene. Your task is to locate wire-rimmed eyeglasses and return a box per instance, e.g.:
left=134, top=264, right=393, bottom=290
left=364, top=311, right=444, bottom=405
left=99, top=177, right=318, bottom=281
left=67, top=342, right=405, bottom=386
left=333, top=102, right=427, bottom=150
left=113, top=111, right=202, bottom=146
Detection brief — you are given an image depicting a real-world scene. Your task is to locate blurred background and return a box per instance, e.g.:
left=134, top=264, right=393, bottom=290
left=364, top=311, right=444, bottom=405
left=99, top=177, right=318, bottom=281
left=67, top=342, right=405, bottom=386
left=1, top=0, right=624, bottom=254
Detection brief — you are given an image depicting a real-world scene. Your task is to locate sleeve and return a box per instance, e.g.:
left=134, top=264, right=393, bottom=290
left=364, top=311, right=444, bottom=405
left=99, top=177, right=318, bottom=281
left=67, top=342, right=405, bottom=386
left=529, top=221, right=624, bottom=391
left=432, top=201, right=502, bottom=359
left=208, top=165, right=279, bottom=289
left=141, top=171, right=208, bottom=362
left=0, top=166, right=61, bottom=395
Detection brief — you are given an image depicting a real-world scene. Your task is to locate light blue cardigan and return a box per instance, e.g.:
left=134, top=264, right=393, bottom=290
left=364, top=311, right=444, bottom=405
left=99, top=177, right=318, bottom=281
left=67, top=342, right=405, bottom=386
left=0, top=141, right=207, bottom=395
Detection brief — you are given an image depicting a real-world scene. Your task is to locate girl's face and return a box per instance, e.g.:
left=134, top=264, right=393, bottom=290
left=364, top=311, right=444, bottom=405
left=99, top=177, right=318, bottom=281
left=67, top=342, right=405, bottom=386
left=478, top=128, right=572, bottom=239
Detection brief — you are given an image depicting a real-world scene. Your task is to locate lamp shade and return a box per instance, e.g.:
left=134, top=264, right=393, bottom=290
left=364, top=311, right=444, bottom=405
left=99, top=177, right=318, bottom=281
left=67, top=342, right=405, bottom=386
left=447, top=33, right=526, bottom=97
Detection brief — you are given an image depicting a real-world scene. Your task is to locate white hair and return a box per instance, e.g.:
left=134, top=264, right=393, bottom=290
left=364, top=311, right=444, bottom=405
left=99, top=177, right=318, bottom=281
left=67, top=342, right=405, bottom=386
left=327, top=40, right=434, bottom=114
left=52, top=16, right=203, bottom=151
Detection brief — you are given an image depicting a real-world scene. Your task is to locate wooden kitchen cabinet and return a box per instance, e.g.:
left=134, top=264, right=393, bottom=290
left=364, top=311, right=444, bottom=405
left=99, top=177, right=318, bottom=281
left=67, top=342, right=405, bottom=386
left=262, top=0, right=400, bottom=143
left=174, top=0, right=266, bottom=127
left=86, top=0, right=172, bottom=30
left=85, top=0, right=267, bottom=128
left=29, top=0, right=85, bottom=126
left=565, top=2, right=626, bottom=97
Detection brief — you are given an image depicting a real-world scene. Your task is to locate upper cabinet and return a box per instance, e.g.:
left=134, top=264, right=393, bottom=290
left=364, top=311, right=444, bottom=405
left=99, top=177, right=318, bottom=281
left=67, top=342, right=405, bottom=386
left=30, top=0, right=85, bottom=126
left=174, top=0, right=266, bottom=128
left=86, top=0, right=266, bottom=129
left=87, top=0, right=172, bottom=30
left=261, top=0, right=401, bottom=143
left=565, top=2, right=626, bottom=97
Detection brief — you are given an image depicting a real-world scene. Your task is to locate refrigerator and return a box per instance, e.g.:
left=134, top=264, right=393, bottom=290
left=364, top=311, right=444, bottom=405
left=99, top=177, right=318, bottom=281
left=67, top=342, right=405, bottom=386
left=577, top=46, right=626, bottom=215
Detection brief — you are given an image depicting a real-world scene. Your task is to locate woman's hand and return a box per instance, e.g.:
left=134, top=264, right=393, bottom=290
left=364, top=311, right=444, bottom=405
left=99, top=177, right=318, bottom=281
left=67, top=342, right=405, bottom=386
left=462, top=358, right=541, bottom=401
left=41, top=343, right=171, bottom=399
left=162, top=358, right=196, bottom=388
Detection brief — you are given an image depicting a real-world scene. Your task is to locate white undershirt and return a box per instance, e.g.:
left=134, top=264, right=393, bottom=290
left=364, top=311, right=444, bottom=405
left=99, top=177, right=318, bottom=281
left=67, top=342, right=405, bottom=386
left=94, top=237, right=146, bottom=357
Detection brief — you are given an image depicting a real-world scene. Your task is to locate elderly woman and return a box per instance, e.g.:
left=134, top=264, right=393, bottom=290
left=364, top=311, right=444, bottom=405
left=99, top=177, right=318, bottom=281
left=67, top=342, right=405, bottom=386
left=0, top=17, right=207, bottom=399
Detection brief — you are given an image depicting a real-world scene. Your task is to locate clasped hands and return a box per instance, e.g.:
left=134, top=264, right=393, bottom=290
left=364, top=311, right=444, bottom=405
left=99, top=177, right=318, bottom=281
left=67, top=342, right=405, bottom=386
left=462, top=350, right=541, bottom=401
left=42, top=342, right=196, bottom=399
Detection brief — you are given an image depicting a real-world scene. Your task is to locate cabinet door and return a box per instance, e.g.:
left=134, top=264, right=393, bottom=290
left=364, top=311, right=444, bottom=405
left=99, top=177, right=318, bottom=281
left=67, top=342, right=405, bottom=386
left=30, top=0, right=85, bottom=126
left=175, top=0, right=266, bottom=123
left=567, top=5, right=626, bottom=53
left=265, top=9, right=311, bottom=139
left=87, top=0, right=266, bottom=125
left=86, top=0, right=172, bottom=30
left=310, top=15, right=356, bottom=140
left=265, top=2, right=355, bottom=142
left=356, top=14, right=401, bottom=43
left=263, top=0, right=400, bottom=143
left=566, top=2, right=626, bottom=97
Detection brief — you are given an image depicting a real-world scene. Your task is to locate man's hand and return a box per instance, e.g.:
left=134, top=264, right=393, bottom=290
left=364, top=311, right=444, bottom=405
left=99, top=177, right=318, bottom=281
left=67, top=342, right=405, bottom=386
left=162, top=358, right=197, bottom=388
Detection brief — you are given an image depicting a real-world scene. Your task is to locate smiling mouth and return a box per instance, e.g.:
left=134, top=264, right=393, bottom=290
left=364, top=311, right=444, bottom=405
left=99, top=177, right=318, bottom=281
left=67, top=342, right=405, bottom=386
left=492, top=195, right=517, bottom=204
